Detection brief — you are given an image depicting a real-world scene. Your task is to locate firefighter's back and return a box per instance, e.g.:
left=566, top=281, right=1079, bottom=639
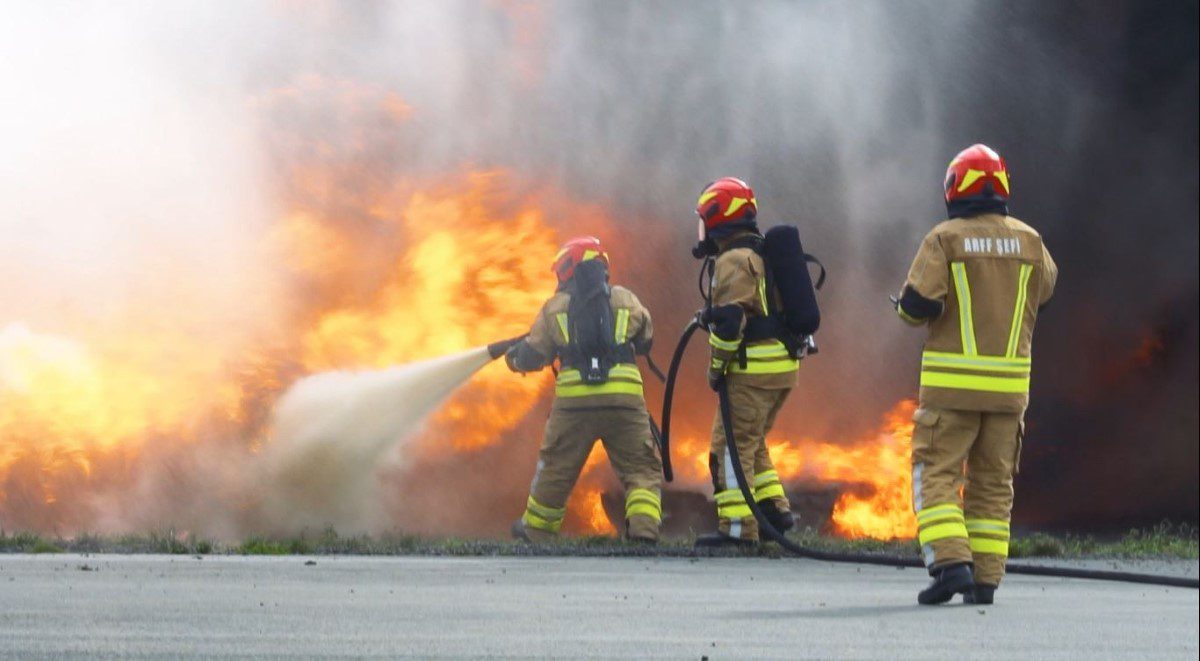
left=919, top=213, right=1058, bottom=413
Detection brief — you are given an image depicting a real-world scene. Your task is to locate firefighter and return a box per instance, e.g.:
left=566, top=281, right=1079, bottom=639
left=896, top=144, right=1058, bottom=605
left=692, top=177, right=798, bottom=547
left=505, top=236, right=664, bottom=543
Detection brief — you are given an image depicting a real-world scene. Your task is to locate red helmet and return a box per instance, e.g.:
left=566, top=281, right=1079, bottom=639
left=944, top=144, right=1010, bottom=205
left=695, top=177, right=757, bottom=234
left=552, top=236, right=609, bottom=283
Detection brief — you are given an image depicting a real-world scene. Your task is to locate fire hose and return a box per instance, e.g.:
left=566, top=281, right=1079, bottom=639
left=660, top=319, right=1199, bottom=589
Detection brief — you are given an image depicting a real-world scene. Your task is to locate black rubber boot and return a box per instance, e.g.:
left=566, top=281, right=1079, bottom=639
left=918, top=563, right=975, bottom=605
left=510, top=520, right=531, bottom=543
left=694, top=532, right=757, bottom=549
left=762, top=507, right=796, bottom=534
left=963, top=584, right=996, bottom=605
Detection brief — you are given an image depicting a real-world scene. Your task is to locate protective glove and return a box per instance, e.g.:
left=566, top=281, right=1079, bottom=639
left=707, top=359, right=727, bottom=392
left=504, top=344, right=522, bottom=373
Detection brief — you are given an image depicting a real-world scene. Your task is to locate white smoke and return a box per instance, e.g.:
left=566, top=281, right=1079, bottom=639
left=258, top=347, right=493, bottom=534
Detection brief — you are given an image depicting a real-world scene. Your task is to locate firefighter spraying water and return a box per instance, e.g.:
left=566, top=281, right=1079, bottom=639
left=504, top=237, right=664, bottom=544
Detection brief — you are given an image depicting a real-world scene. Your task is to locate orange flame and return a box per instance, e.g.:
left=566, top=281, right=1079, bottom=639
left=665, top=400, right=918, bottom=541
left=1, top=77, right=919, bottom=542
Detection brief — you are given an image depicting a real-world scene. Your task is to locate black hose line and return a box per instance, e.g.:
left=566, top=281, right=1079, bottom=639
left=658, top=319, right=702, bottom=483
left=716, top=381, right=1199, bottom=588
left=651, top=322, right=1199, bottom=589
left=644, top=354, right=668, bottom=384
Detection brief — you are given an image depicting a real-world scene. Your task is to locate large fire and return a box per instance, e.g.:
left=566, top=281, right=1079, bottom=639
left=0, top=80, right=918, bottom=542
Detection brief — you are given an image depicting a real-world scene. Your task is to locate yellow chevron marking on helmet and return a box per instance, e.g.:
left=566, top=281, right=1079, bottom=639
left=957, top=168, right=986, bottom=192
left=993, top=169, right=1010, bottom=194
left=725, top=196, right=748, bottom=217
left=698, top=190, right=720, bottom=206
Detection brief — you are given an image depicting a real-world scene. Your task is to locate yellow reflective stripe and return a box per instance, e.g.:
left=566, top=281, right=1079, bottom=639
left=719, top=504, right=753, bottom=519
left=555, top=313, right=569, bottom=343
left=725, top=196, right=749, bottom=218
left=921, top=352, right=1031, bottom=372
left=1006, top=263, right=1033, bottom=358
left=555, top=382, right=644, bottom=398
left=743, top=343, right=791, bottom=358
left=922, top=351, right=1030, bottom=365
left=625, top=488, right=662, bottom=522
left=614, top=308, right=630, bottom=344
left=714, top=489, right=746, bottom=505
left=754, top=483, right=785, bottom=501
left=709, top=334, right=740, bottom=351
left=897, top=306, right=923, bottom=325
left=557, top=365, right=643, bottom=385
left=698, top=190, right=719, bottom=206
left=753, top=470, right=785, bottom=500
left=753, top=470, right=780, bottom=487
left=626, top=503, right=661, bottom=521
left=917, top=503, right=963, bottom=523
left=725, top=341, right=799, bottom=374
left=920, top=371, right=1030, bottom=394
left=715, top=487, right=753, bottom=518
left=523, top=496, right=566, bottom=533
left=729, top=359, right=799, bottom=375
left=525, top=496, right=566, bottom=520
left=966, top=519, right=1011, bottom=535
left=918, top=521, right=969, bottom=545
left=522, top=511, right=563, bottom=532
left=922, top=362, right=1029, bottom=375
left=626, top=488, right=661, bottom=506
left=969, top=537, right=1010, bottom=556
left=951, top=262, right=977, bottom=355
left=757, top=277, right=769, bottom=315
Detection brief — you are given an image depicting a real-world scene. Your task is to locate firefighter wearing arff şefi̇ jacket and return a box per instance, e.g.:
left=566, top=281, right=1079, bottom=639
left=691, top=178, right=799, bottom=548
left=504, top=236, right=664, bottom=543
left=896, top=144, right=1058, bottom=605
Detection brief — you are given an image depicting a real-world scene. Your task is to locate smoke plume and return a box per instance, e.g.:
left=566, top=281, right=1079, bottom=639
left=1, top=1, right=1195, bottom=536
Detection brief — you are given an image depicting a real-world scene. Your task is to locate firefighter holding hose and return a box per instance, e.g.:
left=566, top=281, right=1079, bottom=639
left=505, top=236, right=664, bottom=543
left=896, top=144, right=1058, bottom=605
left=691, top=178, right=803, bottom=547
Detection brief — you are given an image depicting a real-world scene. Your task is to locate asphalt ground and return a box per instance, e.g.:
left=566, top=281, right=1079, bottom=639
left=0, top=554, right=1196, bottom=659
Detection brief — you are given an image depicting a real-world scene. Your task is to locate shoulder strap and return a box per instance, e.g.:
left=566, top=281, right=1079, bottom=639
left=803, top=253, right=826, bottom=290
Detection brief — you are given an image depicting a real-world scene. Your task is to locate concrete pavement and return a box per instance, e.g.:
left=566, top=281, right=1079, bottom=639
left=0, top=554, right=1196, bottom=658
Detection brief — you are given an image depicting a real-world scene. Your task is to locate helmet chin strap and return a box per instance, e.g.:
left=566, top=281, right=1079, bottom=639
left=692, top=217, right=717, bottom=258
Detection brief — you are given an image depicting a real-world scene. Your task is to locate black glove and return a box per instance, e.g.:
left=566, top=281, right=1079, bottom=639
left=707, top=361, right=726, bottom=392
left=504, top=344, right=522, bottom=373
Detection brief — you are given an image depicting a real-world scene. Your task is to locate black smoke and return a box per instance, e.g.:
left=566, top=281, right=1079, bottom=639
left=205, top=0, right=1200, bottom=532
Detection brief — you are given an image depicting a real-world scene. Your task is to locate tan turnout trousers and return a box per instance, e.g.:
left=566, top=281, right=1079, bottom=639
left=708, top=381, right=792, bottom=541
left=523, top=403, right=664, bottom=542
left=912, top=407, right=1022, bottom=585
left=899, top=213, right=1056, bottom=586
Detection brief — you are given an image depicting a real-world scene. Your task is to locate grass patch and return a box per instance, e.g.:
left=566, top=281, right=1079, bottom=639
left=2, top=524, right=1195, bottom=559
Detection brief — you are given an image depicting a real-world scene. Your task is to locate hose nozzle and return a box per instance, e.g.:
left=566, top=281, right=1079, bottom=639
left=486, top=334, right=527, bottom=360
